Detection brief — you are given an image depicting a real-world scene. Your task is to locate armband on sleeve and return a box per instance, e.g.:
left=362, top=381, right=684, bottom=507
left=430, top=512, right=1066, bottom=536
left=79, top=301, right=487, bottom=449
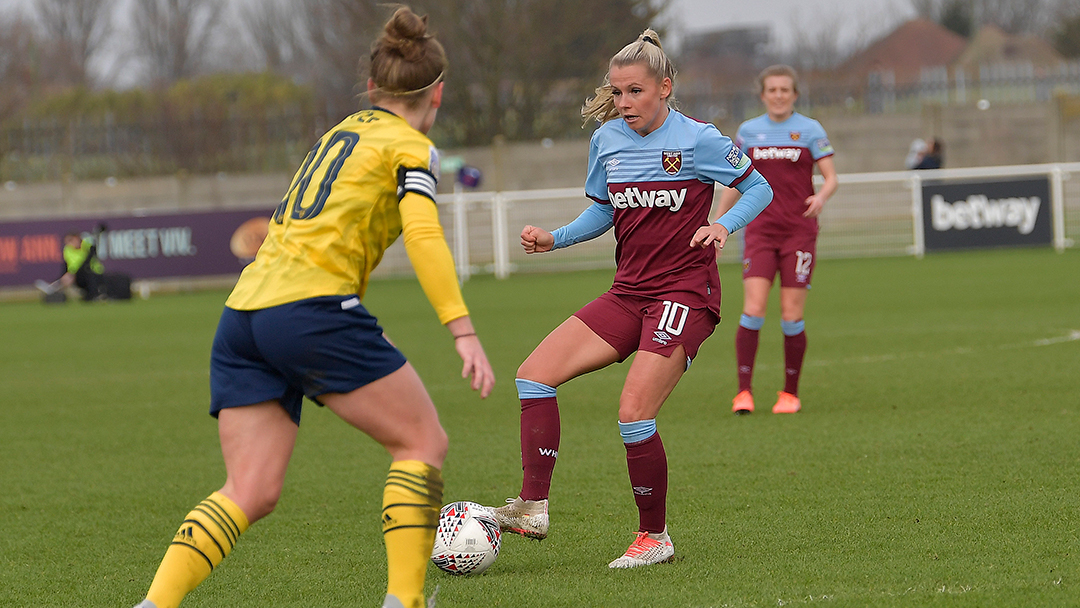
left=397, top=167, right=438, bottom=202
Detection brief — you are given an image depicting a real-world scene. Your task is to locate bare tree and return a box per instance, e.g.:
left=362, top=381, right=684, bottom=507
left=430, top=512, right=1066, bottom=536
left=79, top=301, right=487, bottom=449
left=789, top=24, right=846, bottom=72
left=0, top=14, right=36, bottom=122
left=786, top=5, right=888, bottom=72
left=34, top=0, right=111, bottom=87
left=233, top=0, right=373, bottom=118
left=975, top=0, right=1058, bottom=34
left=237, top=0, right=305, bottom=74
left=293, top=0, right=382, bottom=120
left=908, top=0, right=973, bottom=37
left=429, top=0, right=661, bottom=144
left=910, top=0, right=937, bottom=18
left=1052, top=0, right=1080, bottom=56
left=129, top=0, right=225, bottom=87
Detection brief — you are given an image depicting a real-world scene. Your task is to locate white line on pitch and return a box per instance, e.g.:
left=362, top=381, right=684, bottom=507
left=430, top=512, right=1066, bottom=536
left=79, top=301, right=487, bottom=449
left=787, top=329, right=1080, bottom=370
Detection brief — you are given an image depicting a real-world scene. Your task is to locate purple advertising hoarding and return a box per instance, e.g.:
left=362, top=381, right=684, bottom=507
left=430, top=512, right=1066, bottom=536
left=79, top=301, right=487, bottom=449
left=0, top=208, right=273, bottom=287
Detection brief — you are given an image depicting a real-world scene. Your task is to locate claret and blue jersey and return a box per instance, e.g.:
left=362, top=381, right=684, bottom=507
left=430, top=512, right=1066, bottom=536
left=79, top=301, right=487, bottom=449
left=583, top=110, right=760, bottom=316
left=735, top=111, right=833, bottom=235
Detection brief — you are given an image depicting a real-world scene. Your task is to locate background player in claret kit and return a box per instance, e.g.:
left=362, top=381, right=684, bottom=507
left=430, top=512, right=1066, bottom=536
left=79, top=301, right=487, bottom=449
left=130, top=8, right=494, bottom=608
left=717, top=64, right=838, bottom=415
left=489, top=30, right=772, bottom=568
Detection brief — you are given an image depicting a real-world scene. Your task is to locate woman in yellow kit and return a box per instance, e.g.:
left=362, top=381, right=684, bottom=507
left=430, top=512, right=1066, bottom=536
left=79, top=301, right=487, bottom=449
left=131, top=7, right=495, bottom=608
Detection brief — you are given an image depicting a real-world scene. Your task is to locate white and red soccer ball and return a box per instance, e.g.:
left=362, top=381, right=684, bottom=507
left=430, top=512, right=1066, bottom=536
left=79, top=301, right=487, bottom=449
left=430, top=501, right=501, bottom=575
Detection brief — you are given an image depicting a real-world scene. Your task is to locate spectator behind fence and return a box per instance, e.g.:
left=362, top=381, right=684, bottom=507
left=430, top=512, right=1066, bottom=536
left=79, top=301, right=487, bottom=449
left=904, top=138, right=927, bottom=169
left=913, top=138, right=943, bottom=170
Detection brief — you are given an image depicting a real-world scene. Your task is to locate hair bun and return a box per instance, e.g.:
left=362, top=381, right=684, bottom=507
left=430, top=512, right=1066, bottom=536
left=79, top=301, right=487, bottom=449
left=384, top=7, right=430, bottom=61
left=366, top=7, right=448, bottom=103
left=639, top=29, right=662, bottom=49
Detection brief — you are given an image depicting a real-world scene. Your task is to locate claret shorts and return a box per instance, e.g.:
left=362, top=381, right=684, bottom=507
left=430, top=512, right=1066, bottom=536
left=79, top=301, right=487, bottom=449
left=574, top=290, right=718, bottom=364
left=742, top=231, right=818, bottom=288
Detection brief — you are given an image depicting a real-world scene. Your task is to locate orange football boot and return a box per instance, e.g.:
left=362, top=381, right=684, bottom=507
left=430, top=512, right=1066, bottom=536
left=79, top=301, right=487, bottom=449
left=772, top=391, right=801, bottom=414
left=732, top=390, right=754, bottom=415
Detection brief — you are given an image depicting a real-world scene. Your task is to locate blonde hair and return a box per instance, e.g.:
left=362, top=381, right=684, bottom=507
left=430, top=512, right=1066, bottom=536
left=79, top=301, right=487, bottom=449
left=756, top=64, right=799, bottom=95
left=581, top=29, right=677, bottom=125
left=366, top=6, right=448, bottom=109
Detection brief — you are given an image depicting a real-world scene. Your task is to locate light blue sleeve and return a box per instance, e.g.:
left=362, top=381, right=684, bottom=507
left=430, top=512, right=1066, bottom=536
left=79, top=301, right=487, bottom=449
left=584, top=130, right=609, bottom=201
left=808, top=119, right=834, bottom=160
left=551, top=202, right=615, bottom=250
left=715, top=170, right=772, bottom=235
left=694, top=124, right=752, bottom=187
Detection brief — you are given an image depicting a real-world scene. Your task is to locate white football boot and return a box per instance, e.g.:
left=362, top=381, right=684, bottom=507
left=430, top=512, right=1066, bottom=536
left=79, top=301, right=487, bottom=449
left=491, top=497, right=549, bottom=540
left=607, top=527, right=674, bottom=568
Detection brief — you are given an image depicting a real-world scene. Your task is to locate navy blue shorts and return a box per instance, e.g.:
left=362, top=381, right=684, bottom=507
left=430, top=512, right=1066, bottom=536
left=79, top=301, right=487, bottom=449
left=209, top=295, right=408, bottom=425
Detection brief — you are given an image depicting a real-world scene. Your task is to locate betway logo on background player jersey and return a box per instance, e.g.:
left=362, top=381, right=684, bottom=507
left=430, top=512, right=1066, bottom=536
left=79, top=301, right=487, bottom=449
left=930, top=194, right=1040, bottom=234
left=752, top=146, right=802, bottom=162
left=608, top=186, right=687, bottom=212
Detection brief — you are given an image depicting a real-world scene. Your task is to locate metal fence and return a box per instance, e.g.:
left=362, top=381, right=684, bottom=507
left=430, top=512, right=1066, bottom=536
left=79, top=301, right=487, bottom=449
left=679, top=61, right=1080, bottom=126
left=862, top=62, right=1080, bottom=115
left=371, top=163, right=1079, bottom=282
left=11, top=62, right=1080, bottom=184
left=0, top=113, right=324, bottom=183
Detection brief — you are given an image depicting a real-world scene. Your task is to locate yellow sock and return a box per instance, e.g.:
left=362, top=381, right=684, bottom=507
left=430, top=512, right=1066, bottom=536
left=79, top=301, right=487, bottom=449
left=382, top=460, right=443, bottom=608
left=144, top=492, right=250, bottom=608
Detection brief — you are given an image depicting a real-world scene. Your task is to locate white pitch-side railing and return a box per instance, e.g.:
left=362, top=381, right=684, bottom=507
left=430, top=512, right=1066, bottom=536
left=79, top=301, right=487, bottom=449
left=829, top=162, right=1077, bottom=258
left=370, top=163, right=1078, bottom=282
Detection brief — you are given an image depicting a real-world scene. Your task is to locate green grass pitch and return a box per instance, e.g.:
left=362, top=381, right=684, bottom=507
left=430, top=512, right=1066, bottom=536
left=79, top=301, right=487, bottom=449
left=1, top=247, right=1078, bottom=607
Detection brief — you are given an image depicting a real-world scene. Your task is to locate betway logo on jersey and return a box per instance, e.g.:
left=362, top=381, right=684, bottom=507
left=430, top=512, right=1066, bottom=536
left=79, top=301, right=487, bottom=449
left=752, top=146, right=802, bottom=162
left=608, top=186, right=687, bottom=212
left=930, top=194, right=1040, bottom=234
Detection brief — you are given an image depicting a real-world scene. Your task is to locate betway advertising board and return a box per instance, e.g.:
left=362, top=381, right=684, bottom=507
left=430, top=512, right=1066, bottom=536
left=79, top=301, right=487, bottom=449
left=0, top=209, right=271, bottom=287
left=921, top=177, right=1052, bottom=251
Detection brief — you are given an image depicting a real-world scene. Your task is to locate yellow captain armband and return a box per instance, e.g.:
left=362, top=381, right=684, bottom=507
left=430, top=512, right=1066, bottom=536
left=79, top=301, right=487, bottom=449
left=399, top=192, right=469, bottom=324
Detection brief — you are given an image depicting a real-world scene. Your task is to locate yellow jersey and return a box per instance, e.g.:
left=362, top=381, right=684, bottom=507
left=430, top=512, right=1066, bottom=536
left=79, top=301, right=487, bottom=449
left=226, top=108, right=468, bottom=323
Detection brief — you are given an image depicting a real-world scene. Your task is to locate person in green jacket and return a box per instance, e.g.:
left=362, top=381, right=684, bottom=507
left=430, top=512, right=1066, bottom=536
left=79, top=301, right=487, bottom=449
left=60, top=226, right=105, bottom=301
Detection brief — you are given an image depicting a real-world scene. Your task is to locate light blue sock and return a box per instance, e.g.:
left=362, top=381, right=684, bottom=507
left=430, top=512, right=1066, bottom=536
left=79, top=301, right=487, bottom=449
left=516, top=378, right=556, bottom=399
left=781, top=319, right=805, bottom=336
left=618, top=419, right=657, bottom=444
left=740, top=314, right=765, bottom=330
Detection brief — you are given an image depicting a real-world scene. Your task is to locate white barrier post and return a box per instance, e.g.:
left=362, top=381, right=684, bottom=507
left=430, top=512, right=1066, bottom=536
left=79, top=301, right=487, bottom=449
left=453, top=183, right=470, bottom=282
left=1051, top=165, right=1067, bottom=253
left=910, top=173, right=925, bottom=258
left=492, top=192, right=510, bottom=279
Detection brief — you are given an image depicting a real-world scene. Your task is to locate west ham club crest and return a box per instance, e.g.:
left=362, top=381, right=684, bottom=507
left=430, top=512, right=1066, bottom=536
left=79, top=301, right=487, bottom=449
left=662, top=150, right=682, bottom=175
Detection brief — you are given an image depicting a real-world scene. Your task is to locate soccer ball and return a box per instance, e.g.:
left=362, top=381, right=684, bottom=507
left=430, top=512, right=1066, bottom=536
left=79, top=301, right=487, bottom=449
left=430, top=501, right=501, bottom=575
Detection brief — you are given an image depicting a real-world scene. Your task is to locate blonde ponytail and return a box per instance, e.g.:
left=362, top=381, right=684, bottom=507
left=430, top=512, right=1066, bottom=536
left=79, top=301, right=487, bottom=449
left=582, top=29, right=678, bottom=126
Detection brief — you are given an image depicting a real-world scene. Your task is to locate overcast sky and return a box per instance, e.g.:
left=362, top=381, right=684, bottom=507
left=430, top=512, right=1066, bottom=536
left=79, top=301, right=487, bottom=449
left=0, top=0, right=917, bottom=41
left=0, top=0, right=922, bottom=76
left=669, top=0, right=917, bottom=52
